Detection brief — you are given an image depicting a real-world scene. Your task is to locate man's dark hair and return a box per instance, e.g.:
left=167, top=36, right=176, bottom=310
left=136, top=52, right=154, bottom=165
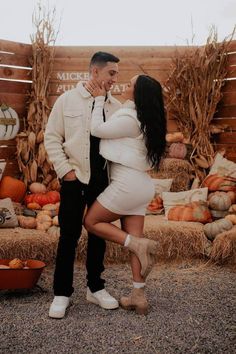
left=90, top=51, right=120, bottom=68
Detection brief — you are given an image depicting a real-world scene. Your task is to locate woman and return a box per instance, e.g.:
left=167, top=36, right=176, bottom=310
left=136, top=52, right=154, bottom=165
left=84, top=75, right=167, bottom=314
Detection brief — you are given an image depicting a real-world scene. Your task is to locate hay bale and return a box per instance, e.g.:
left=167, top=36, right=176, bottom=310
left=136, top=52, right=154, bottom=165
left=149, top=158, right=192, bottom=192
left=0, top=227, right=58, bottom=263
left=210, top=226, right=236, bottom=266
left=77, top=216, right=211, bottom=264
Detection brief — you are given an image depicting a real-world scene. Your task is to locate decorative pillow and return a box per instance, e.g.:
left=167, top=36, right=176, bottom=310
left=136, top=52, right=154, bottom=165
left=162, top=187, right=208, bottom=218
left=146, top=179, right=173, bottom=215
left=209, top=153, right=236, bottom=178
left=0, top=198, right=18, bottom=228
left=0, top=160, right=6, bottom=181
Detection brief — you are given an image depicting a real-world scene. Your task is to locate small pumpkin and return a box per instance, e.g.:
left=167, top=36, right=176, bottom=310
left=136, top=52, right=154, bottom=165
left=165, top=132, right=184, bottom=143
left=203, top=218, right=233, bottom=240
left=225, top=214, right=236, bottom=225
left=147, top=196, right=163, bottom=213
left=0, top=176, right=26, bottom=202
left=47, top=225, right=60, bottom=237
left=48, top=178, right=61, bottom=191
left=27, top=202, right=41, bottom=210
left=0, top=104, right=20, bottom=140
left=17, top=215, right=37, bottom=229
left=25, top=190, right=60, bottom=207
left=227, top=191, right=236, bottom=204
left=9, top=258, right=24, bottom=269
left=208, top=191, right=232, bottom=211
left=36, top=214, right=52, bottom=231
left=52, top=215, right=59, bottom=226
left=229, top=204, right=236, bottom=213
left=168, top=143, right=187, bottom=159
left=29, top=182, right=47, bottom=194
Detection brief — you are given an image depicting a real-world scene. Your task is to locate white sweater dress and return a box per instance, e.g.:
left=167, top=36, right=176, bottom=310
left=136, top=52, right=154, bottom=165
left=91, top=97, right=155, bottom=216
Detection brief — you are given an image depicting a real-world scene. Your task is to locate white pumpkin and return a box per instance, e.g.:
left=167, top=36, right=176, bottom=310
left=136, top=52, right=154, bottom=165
left=203, top=218, right=233, bottom=240
left=208, top=191, right=232, bottom=211
left=0, top=104, right=20, bottom=140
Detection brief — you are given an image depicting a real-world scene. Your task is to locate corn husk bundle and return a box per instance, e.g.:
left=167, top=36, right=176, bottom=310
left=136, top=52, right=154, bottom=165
left=16, top=5, right=58, bottom=186
left=164, top=28, right=235, bottom=182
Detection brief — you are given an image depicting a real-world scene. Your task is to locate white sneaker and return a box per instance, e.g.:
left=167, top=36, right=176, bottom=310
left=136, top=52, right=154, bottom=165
left=49, top=296, right=70, bottom=319
left=86, top=288, right=119, bottom=310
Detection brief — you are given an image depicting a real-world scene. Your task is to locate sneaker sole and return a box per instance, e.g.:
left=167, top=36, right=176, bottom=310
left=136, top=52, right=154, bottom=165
left=86, top=294, right=119, bottom=310
left=49, top=303, right=71, bottom=319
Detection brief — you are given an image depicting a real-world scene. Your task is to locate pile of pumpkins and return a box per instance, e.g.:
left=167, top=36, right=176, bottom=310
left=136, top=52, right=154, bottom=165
left=20, top=181, right=60, bottom=232
left=0, top=176, right=60, bottom=233
left=166, top=132, right=189, bottom=160
left=203, top=185, right=236, bottom=240
left=0, top=258, right=29, bottom=269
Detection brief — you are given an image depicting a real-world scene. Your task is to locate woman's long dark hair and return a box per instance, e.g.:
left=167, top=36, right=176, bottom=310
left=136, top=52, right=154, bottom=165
left=134, top=75, right=167, bottom=169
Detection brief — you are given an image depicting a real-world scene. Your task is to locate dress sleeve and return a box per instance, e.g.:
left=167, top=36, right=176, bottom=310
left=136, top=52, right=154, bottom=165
left=91, top=96, right=140, bottom=138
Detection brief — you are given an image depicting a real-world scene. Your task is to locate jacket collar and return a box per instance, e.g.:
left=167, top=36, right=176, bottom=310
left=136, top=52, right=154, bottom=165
left=76, top=81, right=116, bottom=104
left=122, top=99, right=136, bottom=110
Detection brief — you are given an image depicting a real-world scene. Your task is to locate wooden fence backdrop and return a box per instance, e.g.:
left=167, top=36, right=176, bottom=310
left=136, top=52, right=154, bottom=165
left=0, top=39, right=236, bottom=178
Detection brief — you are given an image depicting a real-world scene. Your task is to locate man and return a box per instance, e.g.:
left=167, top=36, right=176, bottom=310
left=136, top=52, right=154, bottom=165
left=44, top=52, right=121, bottom=318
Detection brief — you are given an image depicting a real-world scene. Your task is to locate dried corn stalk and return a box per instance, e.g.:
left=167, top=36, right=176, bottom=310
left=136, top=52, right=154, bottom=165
left=165, top=28, right=235, bottom=181
left=16, top=4, right=58, bottom=186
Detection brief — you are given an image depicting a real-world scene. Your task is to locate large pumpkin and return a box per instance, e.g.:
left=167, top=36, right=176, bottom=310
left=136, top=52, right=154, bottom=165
left=203, top=218, right=233, bottom=240
left=0, top=104, right=20, bottom=140
left=25, top=190, right=60, bottom=207
left=202, top=174, right=236, bottom=192
left=167, top=201, right=212, bottom=223
left=0, top=176, right=26, bottom=202
left=208, top=191, right=232, bottom=211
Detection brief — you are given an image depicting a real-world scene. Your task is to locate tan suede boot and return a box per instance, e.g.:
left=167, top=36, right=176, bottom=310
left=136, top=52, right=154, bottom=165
left=120, top=288, right=148, bottom=315
left=127, top=235, right=158, bottom=278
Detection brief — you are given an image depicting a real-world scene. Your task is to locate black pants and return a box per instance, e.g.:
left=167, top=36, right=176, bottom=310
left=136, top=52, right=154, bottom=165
left=54, top=174, right=108, bottom=296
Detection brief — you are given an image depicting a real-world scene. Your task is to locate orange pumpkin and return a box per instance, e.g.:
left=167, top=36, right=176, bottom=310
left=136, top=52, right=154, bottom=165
left=0, top=176, right=26, bottom=202
left=147, top=196, right=163, bottom=213
left=25, top=190, right=60, bottom=207
left=202, top=174, right=236, bottom=192
left=167, top=201, right=212, bottom=223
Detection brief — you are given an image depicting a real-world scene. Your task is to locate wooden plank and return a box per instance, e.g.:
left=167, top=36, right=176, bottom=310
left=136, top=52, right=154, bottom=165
left=50, top=69, right=169, bottom=83
left=211, top=117, right=236, bottom=129
left=167, top=119, right=178, bottom=132
left=0, top=144, right=16, bottom=160
left=2, top=161, right=20, bottom=178
left=0, top=102, right=28, bottom=117
left=0, top=80, right=31, bottom=94
left=0, top=39, right=32, bottom=56
left=0, top=52, right=31, bottom=68
left=222, top=79, right=236, bottom=92
left=0, top=92, right=27, bottom=106
left=213, top=144, right=236, bottom=162
left=48, top=73, right=169, bottom=97
left=0, top=67, right=32, bottom=81
left=52, top=57, right=173, bottom=71
left=221, top=91, right=236, bottom=106
left=213, top=132, right=236, bottom=144
left=0, top=93, right=28, bottom=117
left=54, top=45, right=198, bottom=59
left=228, top=40, right=236, bottom=52
left=227, top=53, right=236, bottom=65
left=214, top=105, right=236, bottom=118
left=226, top=67, right=236, bottom=79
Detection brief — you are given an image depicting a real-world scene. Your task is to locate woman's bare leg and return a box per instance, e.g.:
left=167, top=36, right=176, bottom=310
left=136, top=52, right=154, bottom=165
left=84, top=200, right=127, bottom=245
left=121, top=215, right=145, bottom=283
